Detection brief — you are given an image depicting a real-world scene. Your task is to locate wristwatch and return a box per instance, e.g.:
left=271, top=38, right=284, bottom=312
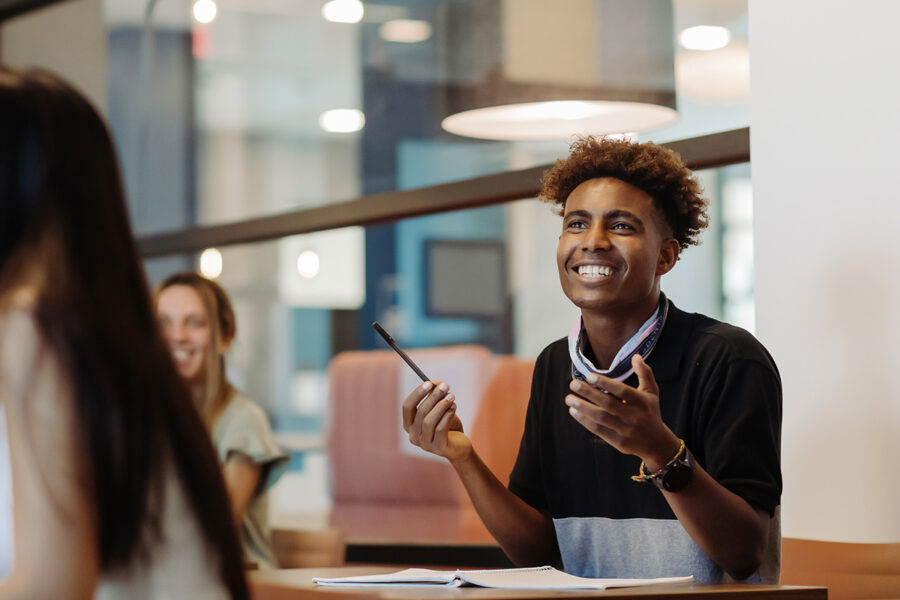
left=652, top=446, right=695, bottom=492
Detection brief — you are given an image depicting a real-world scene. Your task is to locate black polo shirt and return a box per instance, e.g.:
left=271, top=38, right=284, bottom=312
left=508, top=300, right=782, bottom=582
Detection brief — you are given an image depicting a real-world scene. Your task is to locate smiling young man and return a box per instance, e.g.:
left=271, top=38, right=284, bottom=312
left=402, top=137, right=782, bottom=584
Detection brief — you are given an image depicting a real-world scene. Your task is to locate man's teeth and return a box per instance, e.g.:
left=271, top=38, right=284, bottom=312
left=578, top=265, right=612, bottom=278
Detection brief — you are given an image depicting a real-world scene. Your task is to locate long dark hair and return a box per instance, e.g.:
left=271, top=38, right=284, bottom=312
left=0, top=68, right=248, bottom=598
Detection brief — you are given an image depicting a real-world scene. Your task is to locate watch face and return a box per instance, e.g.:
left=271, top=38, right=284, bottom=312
left=661, top=462, right=693, bottom=492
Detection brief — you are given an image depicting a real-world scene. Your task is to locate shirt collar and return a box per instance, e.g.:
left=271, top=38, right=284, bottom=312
left=643, top=299, right=693, bottom=383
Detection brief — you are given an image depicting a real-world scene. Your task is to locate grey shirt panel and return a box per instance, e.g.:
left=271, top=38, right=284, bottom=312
left=554, top=508, right=781, bottom=584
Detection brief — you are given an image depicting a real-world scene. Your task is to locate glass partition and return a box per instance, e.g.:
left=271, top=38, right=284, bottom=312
left=109, top=0, right=749, bottom=235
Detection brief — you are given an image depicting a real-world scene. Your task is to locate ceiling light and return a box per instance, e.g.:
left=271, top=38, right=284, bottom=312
left=192, top=0, right=217, bottom=24
left=319, top=109, right=365, bottom=133
left=379, top=19, right=432, bottom=43
left=297, top=250, right=320, bottom=279
left=678, top=25, right=731, bottom=51
left=199, top=248, right=223, bottom=279
left=322, top=0, right=364, bottom=24
left=442, top=101, right=676, bottom=142
left=439, top=1, right=677, bottom=141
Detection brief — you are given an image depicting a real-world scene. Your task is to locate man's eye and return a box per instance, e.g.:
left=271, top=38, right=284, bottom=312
left=611, top=222, right=635, bottom=231
left=566, top=221, right=587, bottom=230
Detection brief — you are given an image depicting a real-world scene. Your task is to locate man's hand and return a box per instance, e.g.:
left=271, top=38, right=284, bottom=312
left=402, top=380, right=472, bottom=462
left=565, top=354, right=681, bottom=471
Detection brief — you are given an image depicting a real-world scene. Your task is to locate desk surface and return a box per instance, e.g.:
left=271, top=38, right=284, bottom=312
left=250, top=567, right=827, bottom=600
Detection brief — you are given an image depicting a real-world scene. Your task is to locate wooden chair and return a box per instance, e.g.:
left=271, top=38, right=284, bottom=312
left=271, top=528, right=346, bottom=568
left=780, top=537, right=900, bottom=599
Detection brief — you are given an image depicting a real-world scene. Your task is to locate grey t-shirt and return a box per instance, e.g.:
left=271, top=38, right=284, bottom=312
left=212, top=391, right=289, bottom=570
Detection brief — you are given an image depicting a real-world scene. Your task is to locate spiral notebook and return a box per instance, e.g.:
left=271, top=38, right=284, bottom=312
left=313, top=565, right=693, bottom=589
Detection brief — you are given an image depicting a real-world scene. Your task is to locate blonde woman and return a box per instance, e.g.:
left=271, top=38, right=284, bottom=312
left=155, top=273, right=288, bottom=569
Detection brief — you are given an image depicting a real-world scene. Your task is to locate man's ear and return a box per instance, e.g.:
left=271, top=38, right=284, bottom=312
left=656, top=238, right=679, bottom=276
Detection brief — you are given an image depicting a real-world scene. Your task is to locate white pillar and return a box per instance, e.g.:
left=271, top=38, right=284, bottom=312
left=750, top=0, right=900, bottom=541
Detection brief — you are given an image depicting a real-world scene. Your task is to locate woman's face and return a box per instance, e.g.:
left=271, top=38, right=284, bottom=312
left=157, top=284, right=214, bottom=384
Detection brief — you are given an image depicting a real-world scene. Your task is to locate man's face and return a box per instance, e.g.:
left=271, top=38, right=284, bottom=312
left=556, top=177, right=678, bottom=316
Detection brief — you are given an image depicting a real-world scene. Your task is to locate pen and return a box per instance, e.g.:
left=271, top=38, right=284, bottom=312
left=372, top=321, right=431, bottom=382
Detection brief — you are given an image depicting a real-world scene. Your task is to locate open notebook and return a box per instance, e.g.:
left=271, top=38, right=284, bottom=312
left=313, top=566, right=693, bottom=589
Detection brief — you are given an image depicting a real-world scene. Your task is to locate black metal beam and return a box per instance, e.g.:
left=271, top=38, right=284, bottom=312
left=137, top=128, right=749, bottom=258
left=0, top=0, right=69, bottom=21
left=665, top=127, right=750, bottom=172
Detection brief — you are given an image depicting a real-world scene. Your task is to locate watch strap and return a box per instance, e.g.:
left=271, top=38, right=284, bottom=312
left=631, top=439, right=695, bottom=493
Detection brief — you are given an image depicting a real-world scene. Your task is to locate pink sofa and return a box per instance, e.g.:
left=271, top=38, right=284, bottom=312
left=326, top=345, right=534, bottom=543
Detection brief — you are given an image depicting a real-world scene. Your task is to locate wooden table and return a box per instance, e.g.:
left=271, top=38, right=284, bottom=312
left=250, top=567, right=827, bottom=600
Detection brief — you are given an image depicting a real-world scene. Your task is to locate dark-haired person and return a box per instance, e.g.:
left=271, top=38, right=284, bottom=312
left=155, top=273, right=288, bottom=570
left=0, top=67, right=248, bottom=598
left=401, top=137, right=781, bottom=584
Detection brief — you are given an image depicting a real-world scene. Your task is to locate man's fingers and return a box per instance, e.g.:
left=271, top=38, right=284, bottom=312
left=401, top=380, right=435, bottom=430
left=632, top=355, right=659, bottom=395
left=569, top=379, right=627, bottom=415
left=566, top=395, right=625, bottom=430
left=411, top=381, right=450, bottom=430
left=583, top=369, right=653, bottom=405
left=566, top=399, right=619, bottom=443
left=581, top=374, right=639, bottom=405
left=432, top=402, right=458, bottom=447
left=421, top=393, right=455, bottom=445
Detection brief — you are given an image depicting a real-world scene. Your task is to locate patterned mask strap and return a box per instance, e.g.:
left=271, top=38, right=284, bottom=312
left=569, top=293, right=668, bottom=382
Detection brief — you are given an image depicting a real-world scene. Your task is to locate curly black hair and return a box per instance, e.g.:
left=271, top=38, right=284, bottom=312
left=539, top=136, right=709, bottom=251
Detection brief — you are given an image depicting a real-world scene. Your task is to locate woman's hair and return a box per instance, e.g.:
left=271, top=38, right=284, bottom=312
left=0, top=68, right=247, bottom=598
left=154, top=272, right=236, bottom=430
left=539, top=136, right=709, bottom=252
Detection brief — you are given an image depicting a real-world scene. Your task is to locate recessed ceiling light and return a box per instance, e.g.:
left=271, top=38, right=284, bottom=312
left=192, top=0, right=217, bottom=24
left=297, top=250, right=320, bottom=279
left=679, top=25, right=731, bottom=51
left=379, top=19, right=432, bottom=43
left=319, top=109, right=365, bottom=133
left=322, top=0, right=364, bottom=24
left=199, top=248, right=223, bottom=279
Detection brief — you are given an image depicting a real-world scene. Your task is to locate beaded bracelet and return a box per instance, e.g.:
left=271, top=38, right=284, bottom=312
left=631, top=439, right=686, bottom=483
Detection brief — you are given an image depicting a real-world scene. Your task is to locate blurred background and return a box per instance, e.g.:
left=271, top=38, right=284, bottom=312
left=2, top=0, right=754, bottom=531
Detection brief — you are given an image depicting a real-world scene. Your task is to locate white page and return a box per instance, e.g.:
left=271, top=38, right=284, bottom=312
left=457, top=567, right=693, bottom=590
left=313, top=566, right=693, bottom=590
left=314, top=568, right=461, bottom=587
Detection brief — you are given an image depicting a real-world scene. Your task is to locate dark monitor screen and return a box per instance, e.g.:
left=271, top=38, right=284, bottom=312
left=424, top=240, right=507, bottom=319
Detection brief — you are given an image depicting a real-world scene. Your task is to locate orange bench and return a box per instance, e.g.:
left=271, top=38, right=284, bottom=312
left=780, top=538, right=900, bottom=599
